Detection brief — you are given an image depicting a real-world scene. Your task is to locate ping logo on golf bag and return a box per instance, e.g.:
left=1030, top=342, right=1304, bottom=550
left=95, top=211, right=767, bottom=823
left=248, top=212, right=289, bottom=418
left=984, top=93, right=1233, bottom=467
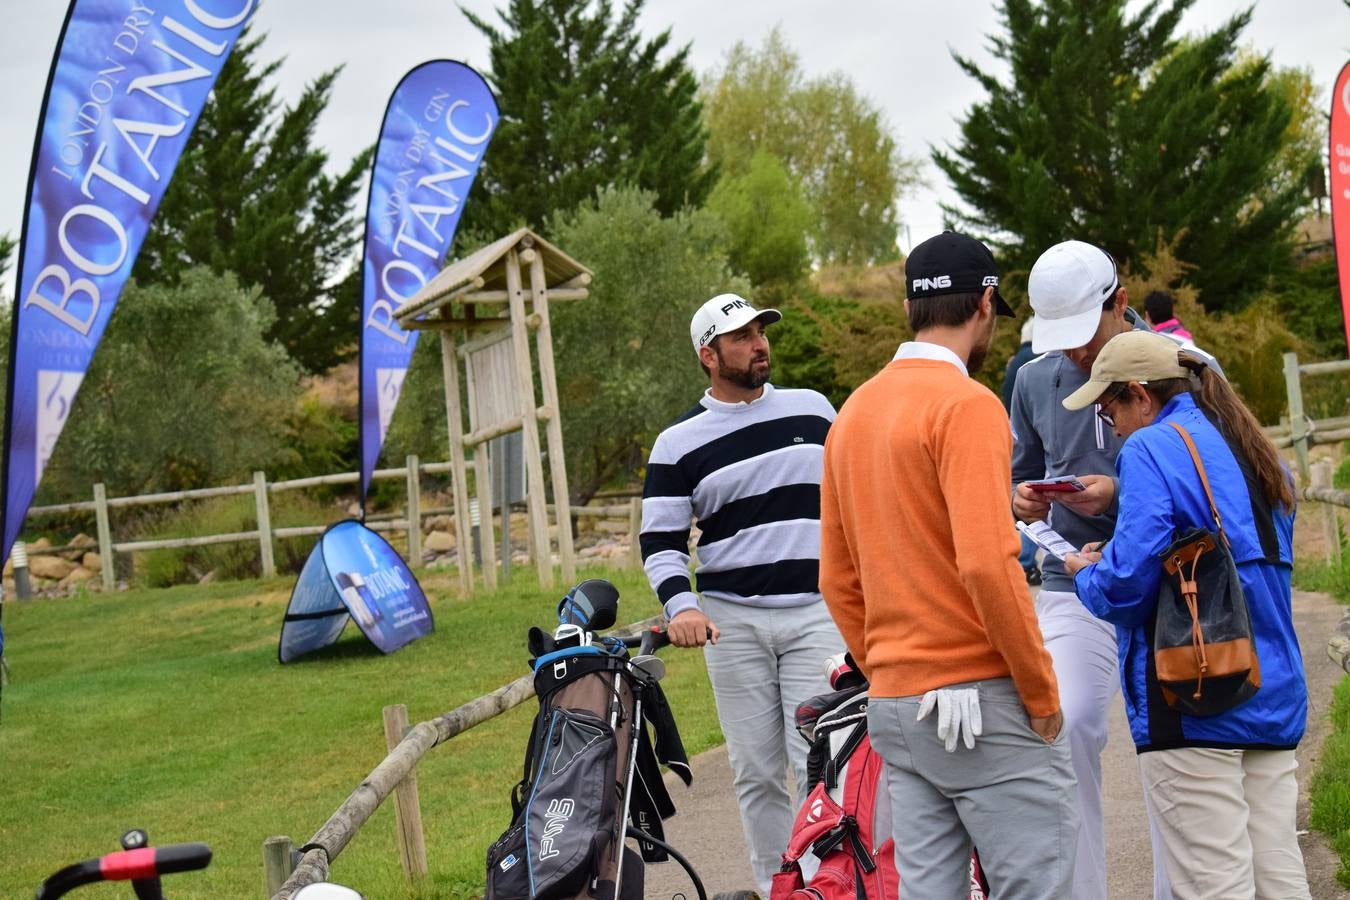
left=537, top=798, right=575, bottom=860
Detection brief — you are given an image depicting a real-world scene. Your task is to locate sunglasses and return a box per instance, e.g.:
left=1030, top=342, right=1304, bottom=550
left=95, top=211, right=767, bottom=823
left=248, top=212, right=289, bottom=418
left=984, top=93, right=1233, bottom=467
left=1095, top=383, right=1129, bottom=428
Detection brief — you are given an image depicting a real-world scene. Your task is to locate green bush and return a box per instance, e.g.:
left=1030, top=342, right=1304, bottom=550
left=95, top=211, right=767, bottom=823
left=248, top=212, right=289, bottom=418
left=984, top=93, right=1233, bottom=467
left=133, top=492, right=339, bottom=587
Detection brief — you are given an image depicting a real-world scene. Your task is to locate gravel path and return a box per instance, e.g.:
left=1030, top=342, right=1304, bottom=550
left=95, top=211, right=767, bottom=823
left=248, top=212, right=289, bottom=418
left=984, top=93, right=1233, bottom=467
left=645, top=588, right=1348, bottom=899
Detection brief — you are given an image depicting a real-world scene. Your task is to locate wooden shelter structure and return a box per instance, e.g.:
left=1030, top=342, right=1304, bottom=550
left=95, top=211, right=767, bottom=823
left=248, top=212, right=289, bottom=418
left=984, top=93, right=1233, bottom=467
left=394, top=229, right=590, bottom=593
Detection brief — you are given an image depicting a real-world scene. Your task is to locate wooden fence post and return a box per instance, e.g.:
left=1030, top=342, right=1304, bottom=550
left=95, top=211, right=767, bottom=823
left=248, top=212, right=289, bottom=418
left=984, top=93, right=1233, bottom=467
left=262, top=835, right=294, bottom=898
left=254, top=471, right=275, bottom=578
left=405, top=456, right=422, bottom=569
left=505, top=249, right=554, bottom=588
left=1312, top=460, right=1343, bottom=565
left=1282, top=352, right=1311, bottom=482
left=382, top=704, right=428, bottom=882
left=629, top=497, right=643, bottom=570
left=94, top=483, right=115, bottom=591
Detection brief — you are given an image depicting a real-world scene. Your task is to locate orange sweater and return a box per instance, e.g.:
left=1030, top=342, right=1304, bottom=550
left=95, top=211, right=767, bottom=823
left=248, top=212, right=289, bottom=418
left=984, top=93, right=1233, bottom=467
left=819, top=358, right=1059, bottom=717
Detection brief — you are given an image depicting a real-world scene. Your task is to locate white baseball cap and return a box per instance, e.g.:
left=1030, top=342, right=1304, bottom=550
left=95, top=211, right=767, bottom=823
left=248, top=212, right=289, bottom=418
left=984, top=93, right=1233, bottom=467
left=689, top=293, right=781, bottom=353
left=1028, top=241, right=1120, bottom=354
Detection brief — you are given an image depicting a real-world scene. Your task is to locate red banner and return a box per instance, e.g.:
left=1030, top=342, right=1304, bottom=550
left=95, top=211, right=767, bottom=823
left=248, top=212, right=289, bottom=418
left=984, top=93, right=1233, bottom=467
left=1332, top=59, right=1350, bottom=358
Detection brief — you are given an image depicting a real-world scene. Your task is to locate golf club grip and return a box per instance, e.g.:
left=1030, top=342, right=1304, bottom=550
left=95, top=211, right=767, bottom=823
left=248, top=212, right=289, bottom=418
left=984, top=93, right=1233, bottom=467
left=101, top=844, right=212, bottom=880
left=640, top=626, right=713, bottom=652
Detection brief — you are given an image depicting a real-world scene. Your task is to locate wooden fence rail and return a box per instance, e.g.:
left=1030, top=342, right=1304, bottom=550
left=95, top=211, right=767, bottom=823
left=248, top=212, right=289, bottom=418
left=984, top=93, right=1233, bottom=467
left=15, top=459, right=643, bottom=591
left=267, top=614, right=664, bottom=899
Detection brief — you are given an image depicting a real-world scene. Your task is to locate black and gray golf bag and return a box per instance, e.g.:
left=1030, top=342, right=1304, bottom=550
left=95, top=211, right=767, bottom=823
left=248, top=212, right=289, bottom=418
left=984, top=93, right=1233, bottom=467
left=485, top=579, right=704, bottom=900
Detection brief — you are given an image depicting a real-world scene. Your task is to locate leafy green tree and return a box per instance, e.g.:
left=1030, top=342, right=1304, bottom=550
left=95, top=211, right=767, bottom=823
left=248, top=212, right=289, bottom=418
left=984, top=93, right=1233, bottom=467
left=37, top=268, right=302, bottom=500
left=135, top=30, right=372, bottom=373
left=548, top=186, right=748, bottom=502
left=463, top=0, right=715, bottom=237
left=703, top=28, right=919, bottom=265
left=933, top=0, right=1305, bottom=311
left=707, top=150, right=814, bottom=287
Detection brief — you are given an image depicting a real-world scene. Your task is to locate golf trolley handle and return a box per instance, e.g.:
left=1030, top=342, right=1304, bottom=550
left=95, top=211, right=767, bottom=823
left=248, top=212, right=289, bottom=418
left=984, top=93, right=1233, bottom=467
left=36, top=843, right=212, bottom=899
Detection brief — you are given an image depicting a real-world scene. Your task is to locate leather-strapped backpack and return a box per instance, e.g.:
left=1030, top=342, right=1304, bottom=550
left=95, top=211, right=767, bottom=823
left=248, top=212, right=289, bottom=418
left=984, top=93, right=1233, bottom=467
left=1153, top=422, right=1261, bottom=717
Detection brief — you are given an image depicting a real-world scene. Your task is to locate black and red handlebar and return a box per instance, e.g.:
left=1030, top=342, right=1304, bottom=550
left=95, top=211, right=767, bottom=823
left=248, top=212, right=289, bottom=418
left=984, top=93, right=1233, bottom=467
left=36, top=841, right=212, bottom=899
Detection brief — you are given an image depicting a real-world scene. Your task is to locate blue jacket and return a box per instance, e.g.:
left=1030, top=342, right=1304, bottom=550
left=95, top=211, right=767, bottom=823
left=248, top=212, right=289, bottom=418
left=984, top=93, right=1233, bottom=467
left=1074, top=393, right=1306, bottom=753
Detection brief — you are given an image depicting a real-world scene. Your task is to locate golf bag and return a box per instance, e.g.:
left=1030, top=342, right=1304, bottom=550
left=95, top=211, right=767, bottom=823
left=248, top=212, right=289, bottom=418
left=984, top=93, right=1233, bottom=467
left=485, top=580, right=694, bottom=900
left=771, top=655, right=990, bottom=900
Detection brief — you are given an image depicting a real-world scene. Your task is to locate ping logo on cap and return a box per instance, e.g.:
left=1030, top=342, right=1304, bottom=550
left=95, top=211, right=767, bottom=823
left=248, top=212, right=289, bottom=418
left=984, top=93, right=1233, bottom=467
left=720, top=298, right=750, bottom=315
left=912, top=275, right=952, bottom=291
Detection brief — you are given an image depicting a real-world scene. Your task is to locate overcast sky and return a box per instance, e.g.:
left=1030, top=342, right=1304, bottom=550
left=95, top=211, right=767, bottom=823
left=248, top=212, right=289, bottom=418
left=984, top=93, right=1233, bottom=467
left=1, top=0, right=1346, bottom=290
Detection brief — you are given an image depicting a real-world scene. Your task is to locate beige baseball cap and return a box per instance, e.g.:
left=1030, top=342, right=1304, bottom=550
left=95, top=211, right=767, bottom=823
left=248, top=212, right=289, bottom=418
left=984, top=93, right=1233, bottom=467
left=1062, top=330, right=1192, bottom=411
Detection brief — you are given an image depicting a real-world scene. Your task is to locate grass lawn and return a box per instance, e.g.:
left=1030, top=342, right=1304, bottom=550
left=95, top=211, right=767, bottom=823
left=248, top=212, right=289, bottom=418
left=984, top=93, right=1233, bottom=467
left=1298, top=542, right=1350, bottom=888
left=0, top=564, right=722, bottom=898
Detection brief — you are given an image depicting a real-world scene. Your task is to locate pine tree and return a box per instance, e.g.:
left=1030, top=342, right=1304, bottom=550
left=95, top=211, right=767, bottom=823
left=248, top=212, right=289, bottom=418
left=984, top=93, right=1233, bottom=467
left=461, top=0, right=715, bottom=236
left=0, top=234, right=14, bottom=286
left=933, top=0, right=1305, bottom=311
left=135, top=31, right=372, bottom=372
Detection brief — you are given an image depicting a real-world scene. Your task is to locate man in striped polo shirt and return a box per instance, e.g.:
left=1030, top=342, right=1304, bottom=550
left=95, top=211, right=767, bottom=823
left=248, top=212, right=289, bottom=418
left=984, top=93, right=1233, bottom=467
left=641, top=293, right=844, bottom=895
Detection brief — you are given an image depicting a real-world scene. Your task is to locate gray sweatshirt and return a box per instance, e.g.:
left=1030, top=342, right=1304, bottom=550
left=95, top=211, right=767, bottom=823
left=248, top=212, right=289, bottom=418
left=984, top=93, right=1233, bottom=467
left=1009, top=312, right=1220, bottom=593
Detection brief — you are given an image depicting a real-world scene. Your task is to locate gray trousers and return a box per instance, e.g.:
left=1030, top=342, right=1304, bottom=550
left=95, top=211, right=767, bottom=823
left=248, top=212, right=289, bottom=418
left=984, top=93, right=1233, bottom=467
left=701, top=595, right=845, bottom=896
left=868, top=677, right=1079, bottom=899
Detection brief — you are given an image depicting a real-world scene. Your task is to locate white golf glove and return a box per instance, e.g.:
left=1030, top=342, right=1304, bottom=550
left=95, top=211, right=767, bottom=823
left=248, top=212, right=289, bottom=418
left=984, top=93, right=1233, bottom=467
left=917, top=687, right=983, bottom=752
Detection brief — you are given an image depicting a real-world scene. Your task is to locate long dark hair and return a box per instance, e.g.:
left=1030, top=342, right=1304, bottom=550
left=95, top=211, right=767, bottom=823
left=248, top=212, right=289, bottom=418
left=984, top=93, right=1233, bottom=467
left=1141, top=353, right=1294, bottom=510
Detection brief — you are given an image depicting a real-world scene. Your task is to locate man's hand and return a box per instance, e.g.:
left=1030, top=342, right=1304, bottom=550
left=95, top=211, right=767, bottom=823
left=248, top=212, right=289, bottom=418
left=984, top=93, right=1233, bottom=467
left=1013, top=482, right=1052, bottom=523
left=667, top=608, right=719, bottom=647
left=1028, top=709, right=1064, bottom=744
left=1047, top=474, right=1116, bottom=518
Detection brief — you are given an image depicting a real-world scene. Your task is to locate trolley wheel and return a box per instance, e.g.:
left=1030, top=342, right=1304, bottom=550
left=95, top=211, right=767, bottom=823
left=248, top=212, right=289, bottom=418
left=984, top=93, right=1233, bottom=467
left=711, top=893, right=762, bottom=900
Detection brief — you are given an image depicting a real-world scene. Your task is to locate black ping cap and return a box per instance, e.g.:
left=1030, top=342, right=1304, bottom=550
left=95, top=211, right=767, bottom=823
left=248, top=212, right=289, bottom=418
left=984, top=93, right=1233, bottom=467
left=905, top=231, right=1015, bottom=317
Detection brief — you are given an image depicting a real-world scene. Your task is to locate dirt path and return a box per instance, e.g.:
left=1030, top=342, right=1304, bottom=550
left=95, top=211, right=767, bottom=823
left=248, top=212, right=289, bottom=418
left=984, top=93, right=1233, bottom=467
left=645, top=588, right=1348, bottom=898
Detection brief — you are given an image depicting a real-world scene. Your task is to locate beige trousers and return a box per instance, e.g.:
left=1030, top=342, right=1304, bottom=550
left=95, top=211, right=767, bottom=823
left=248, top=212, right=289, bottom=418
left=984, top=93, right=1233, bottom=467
left=1138, top=747, right=1311, bottom=900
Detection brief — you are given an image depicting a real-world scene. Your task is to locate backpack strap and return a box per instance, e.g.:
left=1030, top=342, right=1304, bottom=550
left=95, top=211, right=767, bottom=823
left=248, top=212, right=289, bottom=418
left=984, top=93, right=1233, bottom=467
left=1167, top=422, right=1229, bottom=547
left=510, top=710, right=542, bottom=820
left=825, top=721, right=867, bottom=792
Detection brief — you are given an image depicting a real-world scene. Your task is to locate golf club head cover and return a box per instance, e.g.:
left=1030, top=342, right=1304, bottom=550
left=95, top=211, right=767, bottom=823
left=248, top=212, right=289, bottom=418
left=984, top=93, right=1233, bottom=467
left=558, top=579, right=619, bottom=630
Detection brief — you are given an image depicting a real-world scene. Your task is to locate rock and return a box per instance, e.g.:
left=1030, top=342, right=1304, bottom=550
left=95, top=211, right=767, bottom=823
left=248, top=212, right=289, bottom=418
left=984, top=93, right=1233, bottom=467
left=425, top=515, right=454, bottom=533
left=198, top=570, right=217, bottom=585
left=82, top=552, right=102, bottom=572
left=596, top=519, right=628, bottom=534
left=29, top=537, right=51, bottom=550
left=63, top=533, right=96, bottom=560
left=424, top=530, right=456, bottom=553
left=2, top=558, right=10, bottom=577
left=58, top=566, right=93, bottom=589
left=28, top=554, right=76, bottom=581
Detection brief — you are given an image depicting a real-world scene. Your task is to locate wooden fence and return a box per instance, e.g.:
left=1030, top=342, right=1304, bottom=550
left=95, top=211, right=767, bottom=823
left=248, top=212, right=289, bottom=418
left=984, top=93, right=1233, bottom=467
left=261, top=614, right=664, bottom=899
left=18, top=458, right=643, bottom=590
left=1276, top=353, right=1350, bottom=566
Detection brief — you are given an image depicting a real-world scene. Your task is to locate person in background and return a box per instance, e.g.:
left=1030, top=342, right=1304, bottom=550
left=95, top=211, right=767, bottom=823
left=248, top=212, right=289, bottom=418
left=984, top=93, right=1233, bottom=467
left=1063, top=329, right=1310, bottom=900
left=1143, top=290, right=1193, bottom=340
left=821, top=232, right=1076, bottom=898
left=640, top=293, right=843, bottom=896
left=1003, top=317, right=1041, bottom=584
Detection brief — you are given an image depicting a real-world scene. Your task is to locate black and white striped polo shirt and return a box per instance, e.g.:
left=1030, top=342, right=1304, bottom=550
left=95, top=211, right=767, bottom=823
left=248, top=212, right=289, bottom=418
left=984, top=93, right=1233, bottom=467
left=640, top=384, right=836, bottom=619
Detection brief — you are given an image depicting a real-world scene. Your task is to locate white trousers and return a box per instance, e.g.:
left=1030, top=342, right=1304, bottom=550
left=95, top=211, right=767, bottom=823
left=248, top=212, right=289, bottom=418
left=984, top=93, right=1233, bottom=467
left=1138, top=748, right=1311, bottom=900
left=701, top=595, right=845, bottom=896
left=1037, top=589, right=1174, bottom=899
